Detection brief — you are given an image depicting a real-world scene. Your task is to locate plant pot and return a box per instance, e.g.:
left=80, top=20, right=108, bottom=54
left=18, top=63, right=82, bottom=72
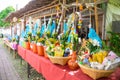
left=32, top=43, right=37, bottom=53
left=72, top=51, right=77, bottom=60
left=25, top=42, right=30, bottom=50
left=22, top=41, right=26, bottom=48
left=30, top=43, right=33, bottom=51
left=68, top=51, right=79, bottom=70
left=44, top=46, right=49, bottom=59
left=68, top=59, right=79, bottom=70
left=37, top=45, right=44, bottom=56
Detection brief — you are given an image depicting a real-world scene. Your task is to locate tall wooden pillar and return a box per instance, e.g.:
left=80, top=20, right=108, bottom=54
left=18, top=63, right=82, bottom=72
left=20, top=21, right=22, bottom=36
left=61, top=0, right=66, bottom=33
left=10, top=23, right=12, bottom=37
left=63, top=0, right=66, bottom=19
left=94, top=0, right=99, bottom=35
left=24, top=16, right=26, bottom=31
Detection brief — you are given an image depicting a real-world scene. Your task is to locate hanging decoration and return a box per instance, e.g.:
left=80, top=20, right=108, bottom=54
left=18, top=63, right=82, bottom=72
left=63, top=20, right=68, bottom=34
left=77, top=12, right=82, bottom=29
left=84, top=2, right=102, bottom=47
left=44, top=16, right=47, bottom=32
left=56, top=5, right=60, bottom=24
left=79, top=4, right=83, bottom=11
left=51, top=20, right=56, bottom=36
left=29, top=16, right=32, bottom=33
left=47, top=18, right=52, bottom=31
left=32, top=22, right=38, bottom=36
left=40, top=24, right=45, bottom=37
left=67, top=13, right=76, bottom=43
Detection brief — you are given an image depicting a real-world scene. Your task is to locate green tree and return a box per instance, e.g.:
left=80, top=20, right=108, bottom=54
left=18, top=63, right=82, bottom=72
left=0, top=6, right=15, bottom=27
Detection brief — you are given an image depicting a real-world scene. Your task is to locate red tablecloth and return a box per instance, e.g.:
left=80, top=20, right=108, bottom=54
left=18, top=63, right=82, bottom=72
left=25, top=50, right=93, bottom=80
left=18, top=45, right=120, bottom=80
left=18, top=45, right=26, bottom=60
left=26, top=50, right=41, bottom=73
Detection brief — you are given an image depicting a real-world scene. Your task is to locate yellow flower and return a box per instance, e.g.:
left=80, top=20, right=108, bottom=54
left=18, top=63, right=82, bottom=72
left=72, top=15, right=75, bottom=21
left=78, top=26, right=81, bottom=29
left=79, top=20, right=82, bottom=23
left=38, top=38, right=44, bottom=42
left=72, top=32, right=74, bottom=35
left=71, top=27, right=74, bottom=30
left=35, top=36, right=39, bottom=40
left=49, top=38, right=57, bottom=44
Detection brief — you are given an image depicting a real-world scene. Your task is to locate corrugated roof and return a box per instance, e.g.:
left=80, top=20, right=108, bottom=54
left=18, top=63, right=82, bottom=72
left=5, top=0, right=108, bottom=22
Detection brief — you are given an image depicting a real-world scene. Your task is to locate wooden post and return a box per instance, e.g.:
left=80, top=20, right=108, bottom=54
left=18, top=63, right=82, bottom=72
left=102, top=14, right=104, bottom=40
left=94, top=0, right=99, bottom=35
left=11, top=23, right=12, bottom=37
left=61, top=0, right=66, bottom=33
left=20, top=21, right=22, bottom=36
left=63, top=0, right=66, bottom=21
left=24, top=15, right=26, bottom=31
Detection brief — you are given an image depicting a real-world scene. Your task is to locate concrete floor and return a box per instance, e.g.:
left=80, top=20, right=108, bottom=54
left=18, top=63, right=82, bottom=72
left=0, top=40, right=22, bottom=80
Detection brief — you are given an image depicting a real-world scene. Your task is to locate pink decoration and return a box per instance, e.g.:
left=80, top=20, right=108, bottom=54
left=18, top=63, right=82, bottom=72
left=102, top=51, right=118, bottom=65
left=108, top=51, right=118, bottom=59
left=13, top=43, right=18, bottom=50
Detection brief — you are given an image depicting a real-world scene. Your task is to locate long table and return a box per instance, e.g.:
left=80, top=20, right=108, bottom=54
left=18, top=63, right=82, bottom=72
left=3, top=39, right=18, bottom=58
left=18, top=45, right=120, bottom=80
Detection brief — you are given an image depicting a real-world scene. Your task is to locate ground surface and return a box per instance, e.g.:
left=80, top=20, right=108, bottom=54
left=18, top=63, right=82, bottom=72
left=0, top=39, right=45, bottom=80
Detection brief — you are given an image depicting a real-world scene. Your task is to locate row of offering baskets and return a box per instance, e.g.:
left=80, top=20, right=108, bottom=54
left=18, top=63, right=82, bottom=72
left=45, top=39, right=120, bottom=80
left=21, top=39, right=80, bottom=70
left=21, top=39, right=120, bottom=80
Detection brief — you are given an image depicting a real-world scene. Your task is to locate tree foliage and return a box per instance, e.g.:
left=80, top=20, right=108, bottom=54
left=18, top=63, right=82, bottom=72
left=0, top=6, right=15, bottom=27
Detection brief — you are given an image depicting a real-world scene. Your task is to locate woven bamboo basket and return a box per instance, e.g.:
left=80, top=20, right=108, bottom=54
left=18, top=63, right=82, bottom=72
left=78, top=63, right=114, bottom=80
left=48, top=55, right=71, bottom=66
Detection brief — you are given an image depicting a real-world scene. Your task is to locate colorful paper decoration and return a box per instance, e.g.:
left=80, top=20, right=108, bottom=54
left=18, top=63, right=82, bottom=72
left=88, top=27, right=102, bottom=47
left=63, top=20, right=68, bottom=34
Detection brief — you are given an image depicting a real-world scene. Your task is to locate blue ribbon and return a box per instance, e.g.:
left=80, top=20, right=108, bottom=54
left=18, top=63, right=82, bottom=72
left=88, top=28, right=102, bottom=47
left=51, top=21, right=56, bottom=36
left=32, top=23, right=38, bottom=36
left=40, top=24, right=45, bottom=37
left=63, top=22, right=68, bottom=34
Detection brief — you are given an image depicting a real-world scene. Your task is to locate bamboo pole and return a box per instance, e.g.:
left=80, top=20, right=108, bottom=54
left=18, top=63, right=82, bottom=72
left=61, top=0, right=66, bottom=33
left=26, top=4, right=60, bottom=18
left=25, top=0, right=59, bottom=15
left=34, top=12, right=62, bottom=19
left=94, top=0, right=99, bottom=35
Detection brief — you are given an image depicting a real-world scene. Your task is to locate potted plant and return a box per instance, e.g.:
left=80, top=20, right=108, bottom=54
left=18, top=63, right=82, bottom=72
left=24, top=36, right=30, bottom=50
left=37, top=38, right=45, bottom=56
left=31, top=36, right=37, bottom=53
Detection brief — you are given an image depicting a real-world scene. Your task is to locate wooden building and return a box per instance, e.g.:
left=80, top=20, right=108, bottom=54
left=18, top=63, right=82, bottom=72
left=5, top=0, right=108, bottom=39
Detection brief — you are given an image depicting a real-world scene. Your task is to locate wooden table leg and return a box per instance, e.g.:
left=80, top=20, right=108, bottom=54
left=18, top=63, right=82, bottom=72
left=14, top=50, right=17, bottom=59
left=27, top=63, right=31, bottom=78
left=20, top=57, right=22, bottom=65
